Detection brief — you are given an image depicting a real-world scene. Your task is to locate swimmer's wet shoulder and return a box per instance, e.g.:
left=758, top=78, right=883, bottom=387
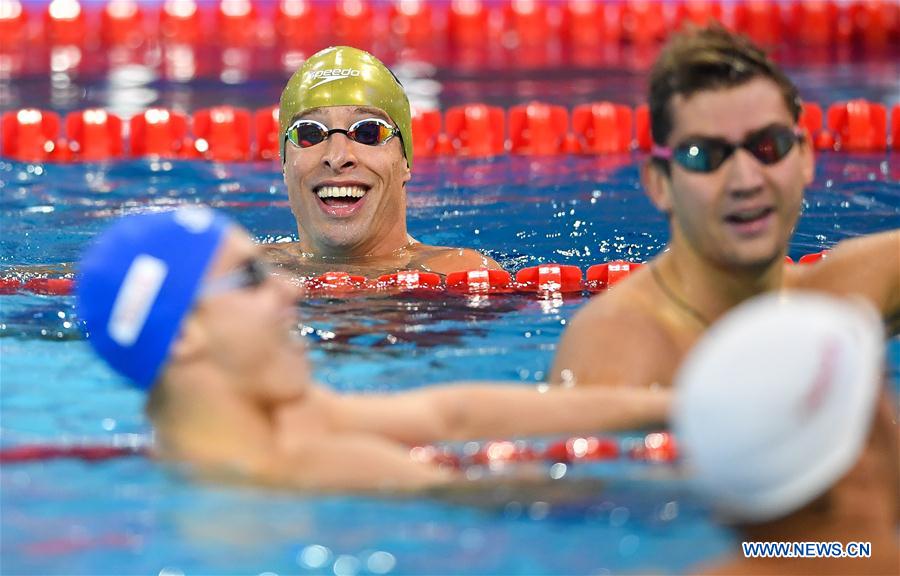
left=784, top=230, right=900, bottom=335
left=262, top=240, right=501, bottom=278
left=550, top=263, right=689, bottom=390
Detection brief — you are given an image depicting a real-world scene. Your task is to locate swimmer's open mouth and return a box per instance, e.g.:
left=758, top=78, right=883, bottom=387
left=724, top=206, right=774, bottom=224
left=314, top=185, right=370, bottom=207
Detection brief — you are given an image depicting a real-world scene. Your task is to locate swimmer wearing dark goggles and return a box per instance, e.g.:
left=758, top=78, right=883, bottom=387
left=651, top=124, right=805, bottom=173
left=200, top=257, right=273, bottom=298
left=284, top=117, right=402, bottom=150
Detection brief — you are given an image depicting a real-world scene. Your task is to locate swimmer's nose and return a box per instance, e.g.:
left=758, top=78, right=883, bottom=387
left=726, top=148, right=766, bottom=198
left=321, top=132, right=358, bottom=172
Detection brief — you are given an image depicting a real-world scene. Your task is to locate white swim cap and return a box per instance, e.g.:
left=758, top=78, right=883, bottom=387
left=673, top=292, right=884, bottom=523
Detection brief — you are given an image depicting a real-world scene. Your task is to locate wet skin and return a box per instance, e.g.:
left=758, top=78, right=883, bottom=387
left=551, top=78, right=899, bottom=390
left=276, top=105, right=500, bottom=277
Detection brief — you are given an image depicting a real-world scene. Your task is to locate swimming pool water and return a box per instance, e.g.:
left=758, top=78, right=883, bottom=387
left=3, top=30, right=900, bottom=574
left=1, top=149, right=898, bottom=575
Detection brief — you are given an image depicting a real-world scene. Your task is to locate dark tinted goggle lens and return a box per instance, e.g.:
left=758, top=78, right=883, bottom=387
left=291, top=122, right=329, bottom=147
left=241, top=258, right=270, bottom=289
left=286, top=119, right=396, bottom=149
left=200, top=257, right=271, bottom=298
left=673, top=126, right=800, bottom=173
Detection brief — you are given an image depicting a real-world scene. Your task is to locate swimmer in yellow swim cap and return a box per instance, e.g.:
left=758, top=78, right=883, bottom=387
left=266, top=46, right=501, bottom=278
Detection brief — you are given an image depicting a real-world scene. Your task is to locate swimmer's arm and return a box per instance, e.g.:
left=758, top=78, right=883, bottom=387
left=338, top=383, right=670, bottom=446
left=269, top=433, right=457, bottom=492
left=795, top=230, right=900, bottom=334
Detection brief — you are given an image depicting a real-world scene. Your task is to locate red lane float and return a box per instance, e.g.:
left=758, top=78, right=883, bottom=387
left=389, top=0, right=435, bottom=47
left=586, top=261, right=642, bottom=292
left=563, top=0, right=622, bottom=46
left=303, top=271, right=372, bottom=294
left=444, top=104, right=506, bottom=157
left=45, top=0, right=87, bottom=45
left=892, top=104, right=900, bottom=150
left=448, top=0, right=490, bottom=46
left=573, top=102, right=633, bottom=154
left=411, top=108, right=446, bottom=159
left=515, top=264, right=583, bottom=293
left=0, top=444, right=146, bottom=464
left=0, top=278, right=22, bottom=294
left=675, top=0, right=724, bottom=30
left=469, top=440, right=538, bottom=465
left=446, top=269, right=513, bottom=294
left=634, top=104, right=652, bottom=151
left=504, top=0, right=554, bottom=47
left=130, top=108, right=191, bottom=158
left=415, top=432, right=674, bottom=469
left=1, top=109, right=62, bottom=163
left=217, top=0, right=258, bottom=46
left=333, top=0, right=375, bottom=48
left=377, top=270, right=443, bottom=291
left=544, top=435, right=619, bottom=462
left=848, top=0, right=899, bottom=48
left=24, top=278, right=75, bottom=295
left=799, top=102, right=837, bottom=151
left=254, top=105, right=280, bottom=161
left=509, top=102, right=570, bottom=156
left=621, top=0, right=667, bottom=44
left=827, top=100, right=888, bottom=152
left=66, top=109, right=123, bottom=161
left=0, top=252, right=840, bottom=297
left=192, top=106, right=252, bottom=161
left=0, top=433, right=674, bottom=466
left=734, top=0, right=782, bottom=46
left=1, top=99, right=895, bottom=164
left=101, top=0, right=146, bottom=47
left=789, top=0, right=839, bottom=46
left=627, top=431, right=678, bottom=462
left=160, top=0, right=203, bottom=44
left=0, top=277, right=74, bottom=295
left=0, top=0, right=28, bottom=46
left=275, top=0, right=317, bottom=47
left=798, top=250, right=829, bottom=264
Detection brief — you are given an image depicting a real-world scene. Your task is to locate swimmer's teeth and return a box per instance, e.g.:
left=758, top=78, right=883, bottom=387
left=316, top=186, right=367, bottom=199
left=731, top=207, right=769, bottom=222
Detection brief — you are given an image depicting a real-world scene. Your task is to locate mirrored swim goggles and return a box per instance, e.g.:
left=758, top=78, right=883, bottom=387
left=284, top=117, right=401, bottom=150
left=651, top=124, right=805, bottom=173
left=200, top=257, right=272, bottom=298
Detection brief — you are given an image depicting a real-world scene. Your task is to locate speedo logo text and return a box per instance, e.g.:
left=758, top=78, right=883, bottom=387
left=306, top=69, right=361, bottom=89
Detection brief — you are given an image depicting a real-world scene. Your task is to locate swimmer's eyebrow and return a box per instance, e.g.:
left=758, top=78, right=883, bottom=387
left=292, top=107, right=391, bottom=125
left=351, top=106, right=391, bottom=122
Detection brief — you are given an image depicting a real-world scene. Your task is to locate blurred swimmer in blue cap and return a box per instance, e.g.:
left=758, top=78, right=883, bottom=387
left=77, top=207, right=671, bottom=492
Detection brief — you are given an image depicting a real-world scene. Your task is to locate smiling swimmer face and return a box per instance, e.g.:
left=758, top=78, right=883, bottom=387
left=282, top=105, right=411, bottom=258
left=279, top=46, right=414, bottom=258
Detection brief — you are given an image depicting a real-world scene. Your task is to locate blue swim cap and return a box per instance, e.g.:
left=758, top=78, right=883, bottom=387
left=76, top=208, right=232, bottom=390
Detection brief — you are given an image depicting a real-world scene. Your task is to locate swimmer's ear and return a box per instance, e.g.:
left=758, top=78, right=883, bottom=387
left=400, top=160, right=411, bottom=188
left=169, top=315, right=207, bottom=364
left=642, top=160, right=673, bottom=215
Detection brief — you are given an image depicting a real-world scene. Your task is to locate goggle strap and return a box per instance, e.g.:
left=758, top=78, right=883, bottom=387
left=650, top=144, right=673, bottom=160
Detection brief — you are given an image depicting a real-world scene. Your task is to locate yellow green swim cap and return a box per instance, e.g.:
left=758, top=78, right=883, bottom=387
left=279, top=46, right=413, bottom=168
